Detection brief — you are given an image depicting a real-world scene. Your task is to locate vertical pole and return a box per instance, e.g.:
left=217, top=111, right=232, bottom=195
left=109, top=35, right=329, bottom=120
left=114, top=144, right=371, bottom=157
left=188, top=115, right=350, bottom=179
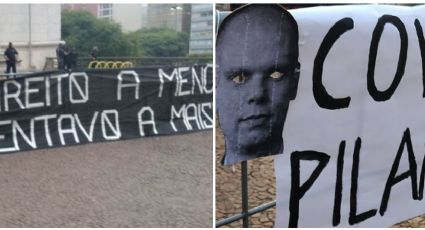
left=28, top=4, right=32, bottom=70
left=241, top=161, right=249, bottom=228
left=175, top=10, right=178, bottom=31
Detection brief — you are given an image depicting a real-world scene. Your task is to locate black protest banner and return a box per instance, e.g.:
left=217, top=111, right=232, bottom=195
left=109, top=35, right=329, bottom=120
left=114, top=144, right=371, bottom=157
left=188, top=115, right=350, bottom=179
left=0, top=65, right=213, bottom=153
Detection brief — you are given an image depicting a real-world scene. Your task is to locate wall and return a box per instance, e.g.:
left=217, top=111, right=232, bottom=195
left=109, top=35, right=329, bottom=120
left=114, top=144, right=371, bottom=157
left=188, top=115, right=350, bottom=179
left=0, top=4, right=61, bottom=71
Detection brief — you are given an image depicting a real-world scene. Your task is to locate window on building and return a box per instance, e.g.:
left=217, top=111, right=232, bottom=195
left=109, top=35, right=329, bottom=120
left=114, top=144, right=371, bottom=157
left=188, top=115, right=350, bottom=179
left=98, top=4, right=112, bottom=20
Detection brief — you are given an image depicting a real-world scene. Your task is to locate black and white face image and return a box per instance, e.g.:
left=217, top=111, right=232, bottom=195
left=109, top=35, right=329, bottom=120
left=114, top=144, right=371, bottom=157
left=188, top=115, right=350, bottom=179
left=216, top=4, right=300, bottom=165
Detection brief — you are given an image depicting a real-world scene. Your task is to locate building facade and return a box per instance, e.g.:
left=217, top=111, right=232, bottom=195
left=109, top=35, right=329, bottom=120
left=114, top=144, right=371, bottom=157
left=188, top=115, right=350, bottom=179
left=111, top=4, right=143, bottom=32
left=0, top=4, right=62, bottom=71
left=63, top=4, right=143, bottom=33
left=189, top=4, right=213, bottom=54
left=62, top=4, right=97, bottom=16
left=142, top=4, right=191, bottom=34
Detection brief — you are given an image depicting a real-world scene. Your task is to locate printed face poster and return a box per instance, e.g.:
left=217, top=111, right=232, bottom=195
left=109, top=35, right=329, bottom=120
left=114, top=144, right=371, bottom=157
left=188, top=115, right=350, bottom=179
left=275, top=4, right=425, bottom=227
left=217, top=4, right=300, bottom=165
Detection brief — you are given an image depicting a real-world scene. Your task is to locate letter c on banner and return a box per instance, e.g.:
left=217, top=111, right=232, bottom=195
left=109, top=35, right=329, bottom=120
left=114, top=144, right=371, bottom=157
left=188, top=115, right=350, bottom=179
left=313, top=17, right=354, bottom=110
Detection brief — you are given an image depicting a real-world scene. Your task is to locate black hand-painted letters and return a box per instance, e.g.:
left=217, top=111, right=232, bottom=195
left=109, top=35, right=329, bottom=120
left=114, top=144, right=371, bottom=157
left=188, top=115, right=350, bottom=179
left=313, top=16, right=424, bottom=109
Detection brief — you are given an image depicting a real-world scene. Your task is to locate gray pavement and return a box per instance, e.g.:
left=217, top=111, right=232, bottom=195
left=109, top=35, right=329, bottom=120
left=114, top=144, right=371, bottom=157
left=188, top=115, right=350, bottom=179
left=0, top=131, right=213, bottom=227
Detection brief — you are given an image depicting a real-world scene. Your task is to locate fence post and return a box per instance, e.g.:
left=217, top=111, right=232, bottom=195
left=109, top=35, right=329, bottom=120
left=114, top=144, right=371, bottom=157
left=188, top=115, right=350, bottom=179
left=216, top=159, right=276, bottom=227
left=241, top=161, right=249, bottom=227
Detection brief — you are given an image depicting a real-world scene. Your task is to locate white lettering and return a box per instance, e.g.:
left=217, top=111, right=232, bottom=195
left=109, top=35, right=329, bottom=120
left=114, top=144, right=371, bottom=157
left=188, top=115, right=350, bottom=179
left=117, top=70, right=140, bottom=101
left=12, top=119, right=36, bottom=150
left=178, top=67, right=191, bottom=96
left=170, top=105, right=186, bottom=132
left=0, top=120, right=17, bottom=152
left=34, top=114, right=57, bottom=146
left=4, top=80, right=24, bottom=111
left=50, top=74, right=68, bottom=105
left=101, top=110, right=121, bottom=140
left=201, top=102, right=213, bottom=129
left=58, top=114, right=80, bottom=145
left=185, top=103, right=201, bottom=130
left=74, top=111, right=98, bottom=142
left=69, top=72, right=89, bottom=104
left=192, top=67, right=204, bottom=94
left=158, top=68, right=178, bottom=97
left=203, top=64, right=213, bottom=94
left=45, top=76, right=51, bottom=106
left=138, top=107, right=158, bottom=136
left=25, top=76, right=45, bottom=109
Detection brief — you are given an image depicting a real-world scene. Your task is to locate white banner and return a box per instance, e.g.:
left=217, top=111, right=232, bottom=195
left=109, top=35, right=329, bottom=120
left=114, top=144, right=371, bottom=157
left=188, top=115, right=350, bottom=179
left=275, top=4, right=425, bottom=227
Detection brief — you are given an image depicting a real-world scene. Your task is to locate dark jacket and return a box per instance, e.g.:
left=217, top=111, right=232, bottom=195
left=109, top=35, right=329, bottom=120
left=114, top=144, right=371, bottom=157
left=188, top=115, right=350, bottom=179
left=4, top=47, right=18, bottom=62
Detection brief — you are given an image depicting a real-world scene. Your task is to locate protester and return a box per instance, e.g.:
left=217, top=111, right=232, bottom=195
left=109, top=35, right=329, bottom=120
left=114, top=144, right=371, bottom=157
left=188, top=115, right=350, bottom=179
left=63, top=45, right=71, bottom=70
left=91, top=46, right=98, bottom=60
left=56, top=43, right=65, bottom=69
left=4, top=42, right=19, bottom=74
left=71, top=48, right=78, bottom=68
left=63, top=45, right=79, bottom=70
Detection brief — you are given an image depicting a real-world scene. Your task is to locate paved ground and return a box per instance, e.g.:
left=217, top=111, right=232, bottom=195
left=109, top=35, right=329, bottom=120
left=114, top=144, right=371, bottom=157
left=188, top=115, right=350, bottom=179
left=0, top=131, right=213, bottom=228
left=216, top=126, right=276, bottom=228
left=215, top=125, right=425, bottom=228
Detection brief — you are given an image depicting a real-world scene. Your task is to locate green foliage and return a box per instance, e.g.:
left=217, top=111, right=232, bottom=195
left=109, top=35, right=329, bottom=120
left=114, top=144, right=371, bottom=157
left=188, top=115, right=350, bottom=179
left=61, top=10, right=131, bottom=57
left=62, top=10, right=190, bottom=58
left=127, top=28, right=189, bottom=57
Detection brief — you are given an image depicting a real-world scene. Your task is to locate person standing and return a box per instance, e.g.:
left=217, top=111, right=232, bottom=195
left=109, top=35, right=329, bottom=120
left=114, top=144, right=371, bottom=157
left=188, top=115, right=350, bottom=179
left=90, top=46, right=98, bottom=60
left=4, top=42, right=19, bottom=74
left=63, top=45, right=78, bottom=70
left=71, top=48, right=78, bottom=69
left=63, top=45, right=71, bottom=70
left=56, top=43, right=65, bottom=69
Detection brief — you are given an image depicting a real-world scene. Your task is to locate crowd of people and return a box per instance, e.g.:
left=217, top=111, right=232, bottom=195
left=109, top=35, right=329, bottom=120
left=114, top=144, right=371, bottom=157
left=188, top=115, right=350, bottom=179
left=56, top=44, right=99, bottom=70
left=55, top=43, right=78, bottom=70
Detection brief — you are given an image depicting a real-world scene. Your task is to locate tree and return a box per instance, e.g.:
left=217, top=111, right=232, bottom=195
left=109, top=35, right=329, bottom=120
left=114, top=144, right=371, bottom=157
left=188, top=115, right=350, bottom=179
left=127, top=28, right=189, bottom=57
left=61, top=10, right=132, bottom=57
left=62, top=10, right=190, bottom=58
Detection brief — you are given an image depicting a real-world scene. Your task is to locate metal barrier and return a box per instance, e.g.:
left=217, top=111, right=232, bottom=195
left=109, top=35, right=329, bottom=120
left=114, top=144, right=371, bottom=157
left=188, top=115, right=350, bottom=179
left=216, top=161, right=276, bottom=228
left=44, top=57, right=211, bottom=70
left=0, top=72, right=35, bottom=80
left=87, top=60, right=134, bottom=69
left=0, top=72, right=35, bottom=82
left=78, top=57, right=212, bottom=69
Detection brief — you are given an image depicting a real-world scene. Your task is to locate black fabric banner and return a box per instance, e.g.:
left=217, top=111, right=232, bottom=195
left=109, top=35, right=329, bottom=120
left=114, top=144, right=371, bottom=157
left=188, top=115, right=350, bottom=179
left=0, top=65, right=213, bottom=153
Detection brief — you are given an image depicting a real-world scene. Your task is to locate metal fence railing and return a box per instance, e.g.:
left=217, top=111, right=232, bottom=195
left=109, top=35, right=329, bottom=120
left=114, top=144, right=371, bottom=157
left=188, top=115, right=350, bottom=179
left=0, top=72, right=36, bottom=80
left=87, top=61, right=134, bottom=69
left=77, top=57, right=212, bottom=69
left=43, top=57, right=212, bottom=71
left=216, top=161, right=277, bottom=228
